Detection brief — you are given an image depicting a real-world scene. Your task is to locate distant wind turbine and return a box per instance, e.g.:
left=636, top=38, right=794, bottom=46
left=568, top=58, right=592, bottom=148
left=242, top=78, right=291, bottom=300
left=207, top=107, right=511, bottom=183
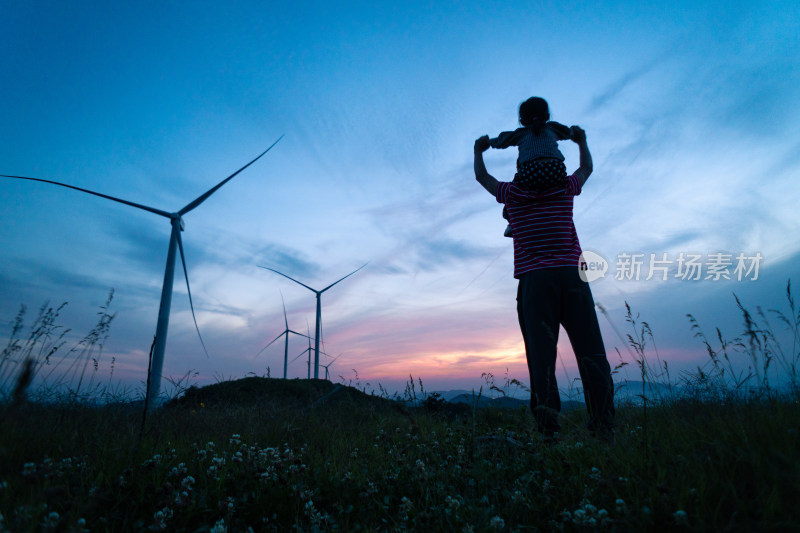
left=1, top=135, right=283, bottom=407
left=289, top=322, right=333, bottom=379
left=291, top=325, right=314, bottom=379
left=321, top=353, right=342, bottom=380
left=255, top=292, right=309, bottom=378
left=259, top=263, right=367, bottom=379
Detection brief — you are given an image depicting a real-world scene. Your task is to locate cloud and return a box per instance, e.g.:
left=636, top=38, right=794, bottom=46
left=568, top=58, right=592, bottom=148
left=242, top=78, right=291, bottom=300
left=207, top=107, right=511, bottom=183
left=252, top=243, right=319, bottom=279
left=1, top=258, right=110, bottom=295
left=104, top=215, right=173, bottom=273
left=701, top=59, right=800, bottom=139
left=410, top=237, right=494, bottom=271
left=361, top=177, right=502, bottom=277
left=584, top=56, right=667, bottom=116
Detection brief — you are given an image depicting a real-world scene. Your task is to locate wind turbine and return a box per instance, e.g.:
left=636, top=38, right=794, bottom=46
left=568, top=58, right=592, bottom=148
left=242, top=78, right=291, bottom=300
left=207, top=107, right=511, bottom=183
left=289, top=324, right=314, bottom=379
left=321, top=353, right=342, bottom=381
left=259, top=263, right=367, bottom=379
left=288, top=322, right=334, bottom=379
left=1, top=135, right=282, bottom=407
left=255, top=292, right=309, bottom=378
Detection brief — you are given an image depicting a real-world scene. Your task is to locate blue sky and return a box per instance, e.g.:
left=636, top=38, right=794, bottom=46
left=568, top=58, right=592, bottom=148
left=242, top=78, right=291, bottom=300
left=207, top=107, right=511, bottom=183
left=1, top=1, right=799, bottom=396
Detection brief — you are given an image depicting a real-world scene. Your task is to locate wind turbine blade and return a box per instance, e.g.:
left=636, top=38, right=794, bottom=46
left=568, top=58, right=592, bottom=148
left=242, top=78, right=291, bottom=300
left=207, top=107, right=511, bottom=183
left=287, top=329, right=309, bottom=339
left=255, top=330, right=286, bottom=358
left=281, top=290, right=289, bottom=330
left=0, top=174, right=172, bottom=218
left=179, top=135, right=283, bottom=215
left=259, top=266, right=317, bottom=293
left=176, top=231, right=210, bottom=358
left=320, top=262, right=368, bottom=292
left=289, top=349, right=308, bottom=364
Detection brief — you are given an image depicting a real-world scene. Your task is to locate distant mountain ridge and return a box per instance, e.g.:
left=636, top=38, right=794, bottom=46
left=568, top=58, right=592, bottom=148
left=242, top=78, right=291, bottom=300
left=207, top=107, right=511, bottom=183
left=428, top=380, right=680, bottom=410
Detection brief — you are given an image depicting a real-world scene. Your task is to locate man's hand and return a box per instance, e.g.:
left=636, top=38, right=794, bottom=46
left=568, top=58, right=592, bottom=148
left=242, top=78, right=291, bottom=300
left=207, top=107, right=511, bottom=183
left=570, top=126, right=593, bottom=186
left=474, top=135, right=490, bottom=153
left=473, top=136, right=498, bottom=196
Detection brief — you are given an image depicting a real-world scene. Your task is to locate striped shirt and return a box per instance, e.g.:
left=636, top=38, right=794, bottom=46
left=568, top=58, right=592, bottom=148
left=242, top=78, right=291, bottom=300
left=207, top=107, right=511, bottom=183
left=496, top=173, right=583, bottom=278
left=489, top=122, right=573, bottom=165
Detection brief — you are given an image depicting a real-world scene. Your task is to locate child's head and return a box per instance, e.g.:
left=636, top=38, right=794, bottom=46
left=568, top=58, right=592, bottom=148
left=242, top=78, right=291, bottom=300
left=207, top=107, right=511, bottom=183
left=519, top=97, right=550, bottom=129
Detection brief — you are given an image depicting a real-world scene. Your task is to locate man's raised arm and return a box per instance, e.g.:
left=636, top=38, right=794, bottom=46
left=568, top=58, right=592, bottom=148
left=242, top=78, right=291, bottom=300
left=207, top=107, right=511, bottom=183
left=474, top=135, right=498, bottom=196
left=571, top=126, right=593, bottom=187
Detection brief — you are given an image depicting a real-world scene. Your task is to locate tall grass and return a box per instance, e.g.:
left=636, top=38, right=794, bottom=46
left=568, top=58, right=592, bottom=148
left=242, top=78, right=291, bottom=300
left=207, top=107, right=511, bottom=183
left=682, top=280, right=800, bottom=400
left=0, top=290, right=117, bottom=405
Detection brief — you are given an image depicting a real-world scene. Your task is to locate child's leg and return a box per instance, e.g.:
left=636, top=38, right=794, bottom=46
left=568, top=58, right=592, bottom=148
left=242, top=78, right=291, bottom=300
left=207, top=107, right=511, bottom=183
left=501, top=174, right=517, bottom=237
left=516, top=159, right=568, bottom=192
left=502, top=206, right=512, bottom=237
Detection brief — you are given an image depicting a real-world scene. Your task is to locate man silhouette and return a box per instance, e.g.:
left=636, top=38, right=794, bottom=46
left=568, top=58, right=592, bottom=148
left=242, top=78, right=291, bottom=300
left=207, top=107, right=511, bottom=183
left=473, top=127, right=614, bottom=440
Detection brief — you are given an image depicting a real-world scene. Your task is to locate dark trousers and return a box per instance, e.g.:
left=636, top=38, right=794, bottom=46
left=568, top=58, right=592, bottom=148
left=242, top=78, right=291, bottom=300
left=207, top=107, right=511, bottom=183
left=516, top=267, right=614, bottom=434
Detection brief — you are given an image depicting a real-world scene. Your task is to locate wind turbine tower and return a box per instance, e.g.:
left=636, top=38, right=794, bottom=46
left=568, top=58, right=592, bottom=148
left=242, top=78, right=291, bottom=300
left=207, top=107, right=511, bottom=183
left=260, top=264, right=366, bottom=379
left=2, top=136, right=282, bottom=407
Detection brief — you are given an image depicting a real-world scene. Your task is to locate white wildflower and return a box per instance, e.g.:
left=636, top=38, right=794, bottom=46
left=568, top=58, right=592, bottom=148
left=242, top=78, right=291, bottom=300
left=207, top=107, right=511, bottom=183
left=42, top=511, right=59, bottom=528
left=153, top=507, right=173, bottom=530
left=210, top=518, right=227, bottom=533
left=399, top=496, right=413, bottom=519
left=445, top=495, right=461, bottom=512
left=489, top=515, right=505, bottom=530
left=304, top=500, right=324, bottom=527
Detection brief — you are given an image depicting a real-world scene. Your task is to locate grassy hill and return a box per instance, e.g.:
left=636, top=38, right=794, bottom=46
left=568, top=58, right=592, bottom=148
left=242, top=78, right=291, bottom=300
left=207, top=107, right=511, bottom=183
left=166, top=376, right=402, bottom=411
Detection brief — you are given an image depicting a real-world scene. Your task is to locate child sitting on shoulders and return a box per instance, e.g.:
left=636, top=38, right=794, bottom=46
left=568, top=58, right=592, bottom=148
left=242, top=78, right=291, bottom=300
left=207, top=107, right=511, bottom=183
left=488, top=96, right=574, bottom=237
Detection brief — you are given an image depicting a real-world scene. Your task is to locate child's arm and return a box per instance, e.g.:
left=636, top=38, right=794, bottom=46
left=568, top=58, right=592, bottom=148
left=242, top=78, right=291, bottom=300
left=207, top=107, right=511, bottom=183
left=488, top=128, right=525, bottom=149
left=547, top=121, right=573, bottom=141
